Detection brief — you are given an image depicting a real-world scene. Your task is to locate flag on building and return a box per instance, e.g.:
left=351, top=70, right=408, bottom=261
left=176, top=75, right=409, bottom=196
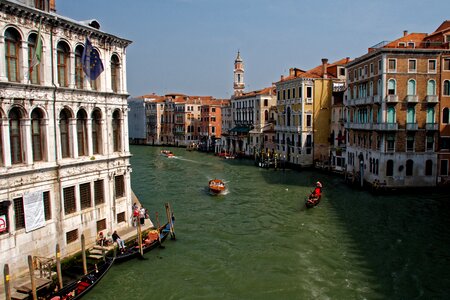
left=29, top=20, right=42, bottom=74
left=82, top=37, right=104, bottom=80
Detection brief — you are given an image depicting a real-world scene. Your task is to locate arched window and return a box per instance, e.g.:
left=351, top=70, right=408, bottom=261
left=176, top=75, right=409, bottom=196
left=407, top=107, right=415, bottom=123
left=369, top=81, right=373, bottom=96
left=264, top=110, right=268, bottom=122
left=387, top=107, right=396, bottom=123
left=425, top=159, right=433, bottom=176
left=407, top=79, right=416, bottom=95
left=5, top=28, right=21, bottom=82
left=427, top=80, right=436, bottom=96
left=443, top=107, right=449, bottom=124
left=77, top=109, right=88, bottom=156
left=75, top=45, right=84, bottom=89
left=60, top=109, right=71, bottom=158
left=444, top=80, right=450, bottom=96
left=406, top=159, right=414, bottom=176
left=9, top=107, right=24, bottom=164
left=427, top=107, right=435, bottom=124
left=92, top=109, right=102, bottom=155
left=386, top=159, right=394, bottom=176
left=57, top=42, right=70, bottom=87
left=31, top=108, right=45, bottom=161
left=388, top=79, right=396, bottom=95
left=112, top=110, right=121, bottom=152
left=28, top=33, right=41, bottom=84
left=111, top=54, right=120, bottom=93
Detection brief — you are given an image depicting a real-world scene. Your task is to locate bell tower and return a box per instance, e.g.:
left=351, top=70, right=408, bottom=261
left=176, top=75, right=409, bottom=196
left=233, top=51, right=245, bottom=96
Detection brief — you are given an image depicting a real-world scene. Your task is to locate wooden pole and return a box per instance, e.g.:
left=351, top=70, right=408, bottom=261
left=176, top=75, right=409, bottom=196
left=28, top=255, right=37, bottom=300
left=4, top=264, right=11, bottom=300
left=81, top=234, right=87, bottom=275
left=137, top=215, right=143, bottom=256
left=165, top=203, right=176, bottom=240
left=56, top=244, right=63, bottom=289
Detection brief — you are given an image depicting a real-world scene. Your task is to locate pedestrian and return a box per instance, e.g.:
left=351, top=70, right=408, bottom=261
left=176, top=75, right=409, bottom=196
left=112, top=230, right=125, bottom=253
left=132, top=207, right=139, bottom=227
left=139, top=206, right=146, bottom=226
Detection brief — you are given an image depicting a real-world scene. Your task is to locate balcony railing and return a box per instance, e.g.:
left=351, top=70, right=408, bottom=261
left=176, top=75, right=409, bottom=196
left=373, top=95, right=381, bottom=104
left=426, top=95, right=438, bottom=104
left=406, top=95, right=418, bottom=103
left=348, top=123, right=372, bottom=130
left=373, top=122, right=398, bottom=131
left=386, top=95, right=398, bottom=103
left=425, top=123, right=439, bottom=131
left=406, top=122, right=418, bottom=130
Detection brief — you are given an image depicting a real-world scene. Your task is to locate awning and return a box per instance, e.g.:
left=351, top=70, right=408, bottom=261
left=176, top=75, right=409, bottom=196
left=230, top=126, right=251, bottom=133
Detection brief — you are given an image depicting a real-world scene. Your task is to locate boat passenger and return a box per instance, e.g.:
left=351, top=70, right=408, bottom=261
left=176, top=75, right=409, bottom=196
left=112, top=230, right=125, bottom=253
left=310, top=182, right=322, bottom=199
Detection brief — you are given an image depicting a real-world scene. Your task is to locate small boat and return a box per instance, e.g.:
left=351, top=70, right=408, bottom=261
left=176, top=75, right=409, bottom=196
left=161, top=150, right=174, bottom=158
left=113, top=222, right=171, bottom=263
left=209, top=179, right=226, bottom=195
left=45, top=257, right=114, bottom=300
left=305, top=181, right=323, bottom=208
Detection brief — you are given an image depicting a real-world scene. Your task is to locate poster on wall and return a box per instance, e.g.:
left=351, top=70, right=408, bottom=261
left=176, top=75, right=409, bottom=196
left=0, top=215, right=7, bottom=233
left=24, top=191, right=45, bottom=232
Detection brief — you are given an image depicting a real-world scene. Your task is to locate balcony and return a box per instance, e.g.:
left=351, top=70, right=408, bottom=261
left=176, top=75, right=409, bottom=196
left=348, top=123, right=372, bottom=130
left=426, top=95, right=438, bottom=104
left=373, top=122, right=398, bottom=131
left=425, top=123, right=439, bottom=131
left=386, top=95, right=398, bottom=103
left=354, top=96, right=373, bottom=106
left=406, top=95, right=418, bottom=103
left=405, top=122, right=418, bottom=130
left=373, top=95, right=381, bottom=104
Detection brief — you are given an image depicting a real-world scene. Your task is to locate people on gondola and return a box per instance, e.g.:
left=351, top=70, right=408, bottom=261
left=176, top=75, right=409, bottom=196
left=306, top=181, right=323, bottom=207
left=112, top=230, right=126, bottom=253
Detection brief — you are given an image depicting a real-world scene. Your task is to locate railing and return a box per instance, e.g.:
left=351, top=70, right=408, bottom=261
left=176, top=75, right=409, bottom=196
left=425, top=123, right=439, bottom=131
left=373, top=122, right=398, bottom=131
left=426, top=95, right=438, bottom=103
left=406, top=95, right=418, bottom=103
left=386, top=95, right=398, bottom=103
left=348, top=123, right=372, bottom=130
left=406, top=123, right=418, bottom=130
left=373, top=95, right=381, bottom=104
left=34, top=256, right=55, bottom=279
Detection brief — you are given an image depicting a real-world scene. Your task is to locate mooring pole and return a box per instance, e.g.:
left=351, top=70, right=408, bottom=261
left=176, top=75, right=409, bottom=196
left=4, top=264, right=11, bottom=300
left=81, top=234, right=87, bottom=275
left=56, top=244, right=63, bottom=289
left=165, top=203, right=176, bottom=240
left=28, top=255, right=37, bottom=300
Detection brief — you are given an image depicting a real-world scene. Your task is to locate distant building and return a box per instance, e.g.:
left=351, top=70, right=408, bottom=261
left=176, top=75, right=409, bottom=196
left=0, top=0, right=133, bottom=279
left=128, top=98, right=147, bottom=144
left=233, top=51, right=245, bottom=96
left=346, top=22, right=450, bottom=187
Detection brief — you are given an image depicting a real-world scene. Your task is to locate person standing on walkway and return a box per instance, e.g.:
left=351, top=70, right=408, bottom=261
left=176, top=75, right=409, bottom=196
left=139, top=206, right=146, bottom=226
left=112, top=230, right=125, bottom=253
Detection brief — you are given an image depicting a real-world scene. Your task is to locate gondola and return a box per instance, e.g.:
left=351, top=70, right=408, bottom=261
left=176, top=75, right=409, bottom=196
left=113, top=222, right=171, bottom=263
left=305, top=194, right=321, bottom=208
left=45, top=257, right=114, bottom=300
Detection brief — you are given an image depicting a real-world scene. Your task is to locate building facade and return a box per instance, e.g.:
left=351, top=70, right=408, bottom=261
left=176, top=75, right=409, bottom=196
left=346, top=24, right=450, bottom=187
left=0, top=0, right=133, bottom=278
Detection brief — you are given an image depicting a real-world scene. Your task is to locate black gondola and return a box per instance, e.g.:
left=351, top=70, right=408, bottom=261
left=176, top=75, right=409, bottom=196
left=305, top=194, right=321, bottom=208
left=113, top=222, right=171, bottom=263
left=45, top=257, right=114, bottom=299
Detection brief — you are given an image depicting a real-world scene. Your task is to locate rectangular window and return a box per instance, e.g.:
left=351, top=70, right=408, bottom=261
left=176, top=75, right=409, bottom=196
left=283, top=90, right=286, bottom=100
left=388, top=59, right=396, bottom=72
left=298, top=86, right=302, bottom=99
left=292, top=87, right=296, bottom=98
left=63, top=186, right=76, bottom=215
left=117, top=212, right=126, bottom=223
left=306, top=86, right=312, bottom=99
left=386, top=134, right=395, bottom=152
left=408, top=59, right=417, bottom=72
left=306, top=114, right=312, bottom=127
left=426, top=135, right=434, bottom=151
left=14, top=197, right=25, bottom=230
left=440, top=159, right=449, bottom=176
left=428, top=60, right=437, bottom=73
left=43, top=191, right=51, bottom=221
left=444, top=58, right=450, bottom=71
left=79, top=182, right=91, bottom=210
left=370, top=63, right=374, bottom=74
left=94, top=179, right=105, bottom=205
left=66, top=229, right=78, bottom=244
left=115, top=175, right=125, bottom=198
left=97, top=218, right=107, bottom=232
left=287, top=89, right=291, bottom=99
left=407, top=134, right=415, bottom=152
left=378, top=60, right=382, bottom=71
left=440, top=137, right=450, bottom=150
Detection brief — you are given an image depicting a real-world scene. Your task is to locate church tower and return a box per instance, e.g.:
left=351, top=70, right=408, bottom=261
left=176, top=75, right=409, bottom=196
left=233, top=51, right=245, bottom=96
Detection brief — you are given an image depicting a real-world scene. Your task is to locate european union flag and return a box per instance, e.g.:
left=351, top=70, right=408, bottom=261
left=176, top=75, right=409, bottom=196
left=82, top=37, right=104, bottom=80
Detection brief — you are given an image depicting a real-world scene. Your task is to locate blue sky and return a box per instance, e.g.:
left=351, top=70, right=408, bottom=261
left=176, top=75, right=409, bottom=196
left=58, top=0, right=450, bottom=98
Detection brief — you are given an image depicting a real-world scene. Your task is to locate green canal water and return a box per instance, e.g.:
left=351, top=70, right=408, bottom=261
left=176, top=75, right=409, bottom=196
left=86, top=145, right=450, bottom=300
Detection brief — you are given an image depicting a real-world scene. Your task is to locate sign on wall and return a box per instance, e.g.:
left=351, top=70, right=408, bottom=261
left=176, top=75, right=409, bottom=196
left=24, top=191, right=45, bottom=232
left=0, top=215, right=7, bottom=233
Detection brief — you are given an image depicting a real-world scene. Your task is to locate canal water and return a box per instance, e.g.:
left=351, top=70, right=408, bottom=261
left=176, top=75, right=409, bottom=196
left=86, top=146, right=450, bottom=300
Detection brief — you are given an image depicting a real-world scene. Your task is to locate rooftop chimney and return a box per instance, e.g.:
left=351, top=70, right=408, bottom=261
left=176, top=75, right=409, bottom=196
left=321, top=58, right=328, bottom=79
left=403, top=30, right=408, bottom=37
left=280, top=75, right=284, bottom=81
left=289, top=68, right=295, bottom=76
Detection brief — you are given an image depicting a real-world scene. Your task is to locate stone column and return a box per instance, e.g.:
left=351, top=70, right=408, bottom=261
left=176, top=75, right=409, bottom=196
left=0, top=35, right=7, bottom=81
left=1, top=119, right=11, bottom=167
left=70, top=118, right=78, bottom=158
left=23, top=118, right=33, bottom=165
left=20, top=41, right=29, bottom=84
left=87, top=118, right=93, bottom=156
